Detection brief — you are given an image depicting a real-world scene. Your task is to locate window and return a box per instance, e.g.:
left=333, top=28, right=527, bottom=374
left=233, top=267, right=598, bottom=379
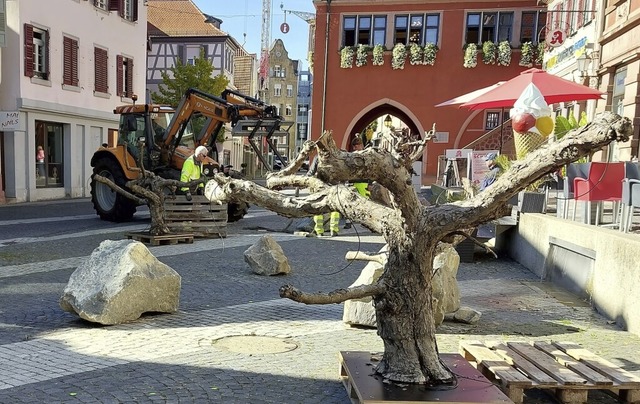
left=274, top=83, right=281, bottom=97
left=612, top=67, right=627, bottom=116
left=298, top=104, right=308, bottom=114
left=63, top=36, right=78, bottom=87
left=286, top=85, right=293, bottom=97
left=274, top=65, right=281, bottom=78
left=520, top=11, right=547, bottom=44
left=297, top=123, right=307, bottom=140
left=465, top=11, right=513, bottom=44
left=93, top=0, right=107, bottom=10
left=395, top=14, right=440, bottom=45
left=485, top=112, right=500, bottom=130
left=35, top=120, right=64, bottom=188
left=116, top=55, right=133, bottom=98
left=343, top=15, right=386, bottom=46
left=485, top=110, right=509, bottom=130
left=24, top=24, right=49, bottom=80
left=285, top=104, right=292, bottom=116
left=109, top=0, right=138, bottom=22
left=94, top=47, right=108, bottom=93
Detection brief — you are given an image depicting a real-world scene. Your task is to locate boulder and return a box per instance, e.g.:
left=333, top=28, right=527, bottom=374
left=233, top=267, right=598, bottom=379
left=343, top=244, right=461, bottom=328
left=244, top=235, right=291, bottom=275
left=59, top=239, right=181, bottom=325
left=445, top=306, right=482, bottom=324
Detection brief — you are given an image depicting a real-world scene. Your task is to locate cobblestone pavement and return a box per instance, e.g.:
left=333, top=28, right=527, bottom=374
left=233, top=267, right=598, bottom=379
left=1, top=202, right=640, bottom=403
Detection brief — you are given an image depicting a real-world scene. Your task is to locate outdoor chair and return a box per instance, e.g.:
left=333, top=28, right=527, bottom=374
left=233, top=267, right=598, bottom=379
left=559, top=162, right=590, bottom=220
left=620, top=162, right=640, bottom=232
left=573, top=162, right=625, bottom=225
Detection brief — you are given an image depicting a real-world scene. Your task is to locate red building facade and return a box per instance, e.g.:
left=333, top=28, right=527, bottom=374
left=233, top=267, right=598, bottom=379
left=311, top=0, right=546, bottom=184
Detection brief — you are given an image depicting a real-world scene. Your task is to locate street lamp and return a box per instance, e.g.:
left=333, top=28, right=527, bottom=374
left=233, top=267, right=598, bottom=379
left=384, top=114, right=393, bottom=128
left=576, top=53, right=592, bottom=77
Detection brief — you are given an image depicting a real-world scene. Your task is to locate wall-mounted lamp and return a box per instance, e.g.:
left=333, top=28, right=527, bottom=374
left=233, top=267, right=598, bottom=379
left=576, top=51, right=599, bottom=78
left=384, top=114, right=393, bottom=128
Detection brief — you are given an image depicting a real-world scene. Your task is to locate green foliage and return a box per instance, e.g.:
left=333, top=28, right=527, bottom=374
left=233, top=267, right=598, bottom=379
left=151, top=48, right=229, bottom=107
left=555, top=111, right=588, bottom=140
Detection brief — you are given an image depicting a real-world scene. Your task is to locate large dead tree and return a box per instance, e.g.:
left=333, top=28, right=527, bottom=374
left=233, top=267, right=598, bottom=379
left=204, top=111, right=632, bottom=386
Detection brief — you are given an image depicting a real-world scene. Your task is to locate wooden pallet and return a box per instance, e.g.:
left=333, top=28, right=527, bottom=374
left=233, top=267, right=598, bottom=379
left=460, top=340, right=640, bottom=403
left=164, top=195, right=227, bottom=238
left=124, top=231, right=194, bottom=246
left=338, top=351, right=513, bottom=403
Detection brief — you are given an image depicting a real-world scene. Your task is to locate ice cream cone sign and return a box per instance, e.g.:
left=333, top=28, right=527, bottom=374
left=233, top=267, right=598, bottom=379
left=510, top=83, right=554, bottom=159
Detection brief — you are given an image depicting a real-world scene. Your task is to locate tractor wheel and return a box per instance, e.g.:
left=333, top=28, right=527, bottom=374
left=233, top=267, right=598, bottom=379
left=90, top=157, right=137, bottom=222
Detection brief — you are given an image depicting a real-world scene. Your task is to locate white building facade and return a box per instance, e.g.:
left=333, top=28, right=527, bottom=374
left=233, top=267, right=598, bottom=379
left=0, top=0, right=147, bottom=202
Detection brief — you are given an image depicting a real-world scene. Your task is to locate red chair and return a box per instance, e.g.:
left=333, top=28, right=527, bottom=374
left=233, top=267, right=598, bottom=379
left=573, top=162, right=625, bottom=225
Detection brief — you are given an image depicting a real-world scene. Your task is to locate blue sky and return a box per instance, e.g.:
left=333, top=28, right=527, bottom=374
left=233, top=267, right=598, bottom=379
left=193, top=0, right=316, bottom=69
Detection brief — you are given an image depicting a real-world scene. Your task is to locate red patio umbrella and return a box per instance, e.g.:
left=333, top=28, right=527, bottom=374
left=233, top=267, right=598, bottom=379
left=434, top=82, right=505, bottom=107
left=460, top=68, right=604, bottom=110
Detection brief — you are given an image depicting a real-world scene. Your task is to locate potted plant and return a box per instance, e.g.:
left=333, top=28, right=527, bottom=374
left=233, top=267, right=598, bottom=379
left=340, top=46, right=355, bottom=69
left=482, top=41, right=496, bottom=65
left=423, top=43, right=438, bottom=66
left=519, top=41, right=535, bottom=67
left=463, top=43, right=478, bottom=68
left=497, top=41, right=512, bottom=66
left=391, top=43, right=407, bottom=69
left=355, top=44, right=370, bottom=67
left=372, top=44, right=385, bottom=66
left=409, top=43, right=423, bottom=65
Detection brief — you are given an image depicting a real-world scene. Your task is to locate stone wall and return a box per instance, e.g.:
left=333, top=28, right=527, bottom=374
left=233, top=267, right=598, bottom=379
left=503, top=212, right=640, bottom=335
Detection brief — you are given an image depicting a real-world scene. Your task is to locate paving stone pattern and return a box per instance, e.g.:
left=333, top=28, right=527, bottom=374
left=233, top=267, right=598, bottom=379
left=0, top=202, right=639, bottom=403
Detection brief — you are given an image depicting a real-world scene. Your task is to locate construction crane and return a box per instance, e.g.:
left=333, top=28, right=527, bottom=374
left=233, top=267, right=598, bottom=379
left=259, top=0, right=272, bottom=98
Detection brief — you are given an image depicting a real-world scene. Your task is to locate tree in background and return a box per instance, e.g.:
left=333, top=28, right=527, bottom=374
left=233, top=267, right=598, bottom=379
left=151, top=48, right=229, bottom=107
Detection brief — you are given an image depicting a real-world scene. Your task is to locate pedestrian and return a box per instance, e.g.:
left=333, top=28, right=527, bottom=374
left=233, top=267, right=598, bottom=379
left=36, top=145, right=46, bottom=178
left=479, top=152, right=502, bottom=192
left=307, top=153, right=341, bottom=237
left=180, top=145, right=208, bottom=201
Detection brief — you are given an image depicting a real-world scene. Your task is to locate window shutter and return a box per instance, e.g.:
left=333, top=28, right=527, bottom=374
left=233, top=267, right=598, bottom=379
left=24, top=23, right=34, bottom=77
left=108, top=0, right=119, bottom=11
left=71, top=38, right=78, bottom=86
left=0, top=0, right=7, bottom=48
left=63, top=37, right=72, bottom=85
left=132, top=0, right=138, bottom=22
left=116, top=55, right=123, bottom=96
left=118, top=0, right=125, bottom=18
left=126, top=57, right=133, bottom=98
left=94, top=47, right=108, bottom=93
left=63, top=37, right=78, bottom=86
left=45, top=29, right=50, bottom=79
left=177, top=45, right=184, bottom=64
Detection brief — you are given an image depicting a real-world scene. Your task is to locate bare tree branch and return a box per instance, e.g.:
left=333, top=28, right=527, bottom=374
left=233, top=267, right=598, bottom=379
left=279, top=282, right=386, bottom=304
left=345, top=251, right=387, bottom=264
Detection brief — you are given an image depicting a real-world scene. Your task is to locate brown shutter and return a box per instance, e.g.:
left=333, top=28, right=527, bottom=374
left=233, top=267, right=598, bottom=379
left=118, top=0, right=125, bottom=18
left=116, top=54, right=123, bottom=96
left=24, top=23, right=34, bottom=78
left=44, top=29, right=50, bottom=80
left=132, top=0, right=138, bottom=22
left=126, top=57, right=133, bottom=98
left=71, top=38, right=78, bottom=86
left=63, top=37, right=72, bottom=85
left=108, top=0, right=119, bottom=11
left=577, top=0, right=585, bottom=27
left=94, top=47, right=109, bottom=93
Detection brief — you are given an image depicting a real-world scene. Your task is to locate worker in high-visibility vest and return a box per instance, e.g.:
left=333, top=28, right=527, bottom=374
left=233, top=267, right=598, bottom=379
left=180, top=145, right=208, bottom=201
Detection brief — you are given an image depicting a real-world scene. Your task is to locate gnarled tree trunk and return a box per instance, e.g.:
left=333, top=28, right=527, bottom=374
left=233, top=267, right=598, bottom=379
left=204, top=112, right=632, bottom=386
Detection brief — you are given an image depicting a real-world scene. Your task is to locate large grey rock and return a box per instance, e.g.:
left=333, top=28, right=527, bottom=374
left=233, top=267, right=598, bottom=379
left=244, top=235, right=291, bottom=275
left=431, top=244, right=461, bottom=325
left=60, top=240, right=181, bottom=325
left=343, top=244, right=461, bottom=328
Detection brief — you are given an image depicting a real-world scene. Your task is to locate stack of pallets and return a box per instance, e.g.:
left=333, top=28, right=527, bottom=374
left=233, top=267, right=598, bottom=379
left=164, top=195, right=227, bottom=238
left=460, top=340, right=640, bottom=403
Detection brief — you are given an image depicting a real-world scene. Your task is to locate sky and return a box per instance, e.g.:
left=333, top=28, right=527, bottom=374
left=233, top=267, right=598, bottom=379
left=193, top=0, right=317, bottom=70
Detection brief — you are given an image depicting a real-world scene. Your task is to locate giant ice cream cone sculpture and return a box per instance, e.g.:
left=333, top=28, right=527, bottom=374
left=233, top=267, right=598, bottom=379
left=510, top=83, right=554, bottom=160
